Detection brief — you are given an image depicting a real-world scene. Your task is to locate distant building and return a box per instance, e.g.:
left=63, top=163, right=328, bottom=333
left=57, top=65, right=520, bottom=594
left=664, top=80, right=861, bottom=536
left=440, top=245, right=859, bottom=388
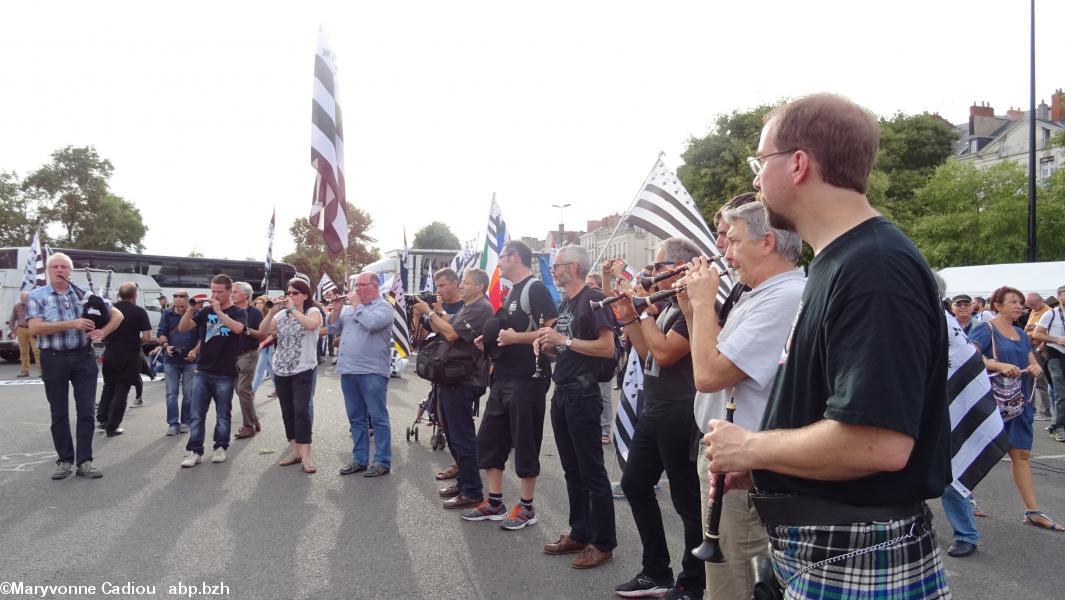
left=579, top=214, right=661, bottom=271
left=955, top=91, right=1065, bottom=182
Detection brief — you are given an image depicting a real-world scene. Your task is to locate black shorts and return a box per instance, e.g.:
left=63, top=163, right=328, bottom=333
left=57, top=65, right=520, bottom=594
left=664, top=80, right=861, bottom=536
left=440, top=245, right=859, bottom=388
left=476, top=376, right=550, bottom=478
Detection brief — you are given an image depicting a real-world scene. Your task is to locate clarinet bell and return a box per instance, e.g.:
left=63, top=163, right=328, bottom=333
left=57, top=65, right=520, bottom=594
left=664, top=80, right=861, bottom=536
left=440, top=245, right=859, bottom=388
left=691, top=535, right=726, bottom=563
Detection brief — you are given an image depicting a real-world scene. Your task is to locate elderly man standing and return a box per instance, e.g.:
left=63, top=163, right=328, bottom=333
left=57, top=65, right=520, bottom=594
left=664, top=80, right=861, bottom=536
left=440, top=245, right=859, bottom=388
left=1024, top=292, right=1053, bottom=421
left=231, top=281, right=265, bottom=439
left=329, top=271, right=394, bottom=477
left=8, top=291, right=42, bottom=377
left=28, top=252, right=123, bottom=480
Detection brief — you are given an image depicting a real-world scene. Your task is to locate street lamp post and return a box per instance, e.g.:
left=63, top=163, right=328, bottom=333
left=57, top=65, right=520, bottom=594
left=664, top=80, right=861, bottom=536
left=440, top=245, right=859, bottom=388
left=552, top=203, right=571, bottom=247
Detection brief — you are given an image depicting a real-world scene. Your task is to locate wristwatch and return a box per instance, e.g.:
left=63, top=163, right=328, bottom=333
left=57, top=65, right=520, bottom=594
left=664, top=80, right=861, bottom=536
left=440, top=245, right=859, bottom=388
left=639, top=311, right=653, bottom=322
left=564, top=337, right=573, bottom=348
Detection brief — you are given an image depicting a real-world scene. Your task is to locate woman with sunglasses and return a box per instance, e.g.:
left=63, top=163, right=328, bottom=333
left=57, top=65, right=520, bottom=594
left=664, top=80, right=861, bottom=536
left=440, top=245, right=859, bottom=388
left=259, top=278, right=323, bottom=473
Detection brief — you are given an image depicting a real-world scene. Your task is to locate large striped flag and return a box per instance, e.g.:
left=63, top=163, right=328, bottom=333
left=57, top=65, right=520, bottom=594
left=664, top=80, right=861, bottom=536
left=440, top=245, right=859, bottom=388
left=614, top=346, right=645, bottom=468
left=944, top=311, right=1009, bottom=497
left=36, top=243, right=51, bottom=288
left=262, top=208, right=275, bottom=292
left=20, top=230, right=42, bottom=292
left=478, top=195, right=510, bottom=310
left=316, top=272, right=337, bottom=302
left=388, top=272, right=412, bottom=358
left=450, top=239, right=479, bottom=280
left=309, top=29, right=349, bottom=257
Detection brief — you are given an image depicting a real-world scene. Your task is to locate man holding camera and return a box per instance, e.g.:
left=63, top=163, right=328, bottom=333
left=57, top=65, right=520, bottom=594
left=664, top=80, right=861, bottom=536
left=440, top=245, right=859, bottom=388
left=420, top=268, right=466, bottom=482
left=157, top=291, right=200, bottom=436
left=412, top=268, right=494, bottom=509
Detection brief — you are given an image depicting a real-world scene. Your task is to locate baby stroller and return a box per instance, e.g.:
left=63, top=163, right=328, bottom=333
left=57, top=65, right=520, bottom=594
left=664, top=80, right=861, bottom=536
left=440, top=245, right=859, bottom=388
left=405, top=384, right=447, bottom=451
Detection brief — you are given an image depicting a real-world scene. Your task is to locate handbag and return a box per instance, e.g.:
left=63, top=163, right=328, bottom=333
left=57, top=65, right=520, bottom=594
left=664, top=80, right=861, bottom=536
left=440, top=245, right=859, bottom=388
left=415, top=334, right=476, bottom=386
left=986, top=322, right=1027, bottom=422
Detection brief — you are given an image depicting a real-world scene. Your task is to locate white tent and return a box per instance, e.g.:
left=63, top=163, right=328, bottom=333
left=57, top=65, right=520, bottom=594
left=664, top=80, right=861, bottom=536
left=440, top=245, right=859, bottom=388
left=939, top=261, right=1065, bottom=300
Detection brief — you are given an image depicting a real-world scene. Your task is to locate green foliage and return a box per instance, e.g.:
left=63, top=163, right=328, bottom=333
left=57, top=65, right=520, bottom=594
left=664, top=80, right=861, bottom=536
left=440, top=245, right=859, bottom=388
left=0, top=171, right=42, bottom=247
left=187, top=249, right=205, bottom=258
left=411, top=221, right=460, bottom=250
left=283, top=204, right=379, bottom=290
left=907, top=161, right=1065, bottom=267
left=872, top=113, right=958, bottom=229
left=677, top=105, right=775, bottom=219
left=18, top=146, right=147, bottom=251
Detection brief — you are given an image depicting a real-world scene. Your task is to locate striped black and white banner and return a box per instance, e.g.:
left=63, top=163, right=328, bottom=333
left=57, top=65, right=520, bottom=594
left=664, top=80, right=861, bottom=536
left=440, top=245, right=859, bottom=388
left=388, top=275, right=412, bottom=357
left=316, top=272, right=337, bottom=302
left=262, top=208, right=275, bottom=292
left=613, top=346, right=644, bottom=469
left=309, top=29, right=348, bottom=257
left=21, top=231, right=44, bottom=291
left=944, top=311, right=1009, bottom=497
left=624, top=157, right=733, bottom=307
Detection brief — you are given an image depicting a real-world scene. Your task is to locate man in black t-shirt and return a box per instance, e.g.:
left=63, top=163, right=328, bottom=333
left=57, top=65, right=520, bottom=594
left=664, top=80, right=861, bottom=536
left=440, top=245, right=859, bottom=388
left=612, top=238, right=704, bottom=598
left=536, top=244, right=618, bottom=570
left=703, top=94, right=950, bottom=598
left=464, top=241, right=558, bottom=531
left=97, top=283, right=152, bottom=436
left=231, top=281, right=265, bottom=440
left=177, top=274, right=247, bottom=468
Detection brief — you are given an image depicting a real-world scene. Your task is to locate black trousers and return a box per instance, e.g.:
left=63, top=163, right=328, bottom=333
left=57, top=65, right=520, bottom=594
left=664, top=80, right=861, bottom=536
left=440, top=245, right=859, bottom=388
left=40, top=346, right=98, bottom=466
left=551, top=380, right=617, bottom=551
left=621, top=406, right=705, bottom=592
left=98, top=349, right=141, bottom=432
left=276, top=369, right=314, bottom=444
left=439, top=384, right=483, bottom=499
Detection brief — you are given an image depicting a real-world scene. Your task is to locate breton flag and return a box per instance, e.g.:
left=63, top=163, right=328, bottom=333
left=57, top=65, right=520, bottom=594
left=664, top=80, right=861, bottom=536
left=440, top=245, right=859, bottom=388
left=309, top=29, right=349, bottom=257
left=478, top=195, right=511, bottom=310
left=388, top=271, right=412, bottom=358
left=20, top=230, right=42, bottom=292
left=262, top=208, right=275, bottom=292
left=450, top=239, right=479, bottom=280
left=614, top=346, right=645, bottom=468
left=102, top=270, right=114, bottom=300
left=316, top=272, right=338, bottom=302
left=36, top=243, right=52, bottom=288
left=944, top=311, right=1009, bottom=497
left=620, top=155, right=733, bottom=307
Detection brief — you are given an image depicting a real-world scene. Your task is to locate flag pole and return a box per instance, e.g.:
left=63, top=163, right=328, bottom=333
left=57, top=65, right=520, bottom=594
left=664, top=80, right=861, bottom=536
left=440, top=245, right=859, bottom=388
left=591, top=151, right=666, bottom=268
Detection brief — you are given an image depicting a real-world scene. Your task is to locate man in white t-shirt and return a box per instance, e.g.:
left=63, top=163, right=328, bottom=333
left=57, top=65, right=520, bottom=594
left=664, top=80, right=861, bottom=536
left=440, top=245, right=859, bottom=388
left=680, top=201, right=805, bottom=599
left=1033, top=285, right=1065, bottom=442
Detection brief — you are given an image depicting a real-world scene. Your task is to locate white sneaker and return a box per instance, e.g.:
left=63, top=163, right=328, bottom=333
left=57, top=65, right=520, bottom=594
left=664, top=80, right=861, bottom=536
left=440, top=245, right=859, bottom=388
left=211, top=448, right=227, bottom=463
left=180, top=451, right=202, bottom=468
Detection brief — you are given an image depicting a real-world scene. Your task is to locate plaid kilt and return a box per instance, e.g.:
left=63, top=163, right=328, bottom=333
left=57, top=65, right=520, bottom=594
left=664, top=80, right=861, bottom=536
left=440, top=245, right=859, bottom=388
left=767, top=507, right=951, bottom=599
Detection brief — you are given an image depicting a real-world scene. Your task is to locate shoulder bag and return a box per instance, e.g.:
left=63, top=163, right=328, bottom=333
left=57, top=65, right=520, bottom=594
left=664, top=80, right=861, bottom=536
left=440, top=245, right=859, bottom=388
left=986, top=322, right=1027, bottom=422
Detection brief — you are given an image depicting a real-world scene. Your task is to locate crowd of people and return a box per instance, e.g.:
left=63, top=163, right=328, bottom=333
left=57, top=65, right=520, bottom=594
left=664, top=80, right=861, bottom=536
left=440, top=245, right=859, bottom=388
left=17, top=93, right=1065, bottom=598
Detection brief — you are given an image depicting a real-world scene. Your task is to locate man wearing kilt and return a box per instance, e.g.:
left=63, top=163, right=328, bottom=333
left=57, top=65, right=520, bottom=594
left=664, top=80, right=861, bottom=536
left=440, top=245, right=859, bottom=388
left=703, top=93, right=952, bottom=598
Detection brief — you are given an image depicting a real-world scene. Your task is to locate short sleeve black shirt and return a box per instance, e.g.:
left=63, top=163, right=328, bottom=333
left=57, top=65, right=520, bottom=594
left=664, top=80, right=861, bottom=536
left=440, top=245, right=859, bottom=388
left=240, top=306, right=264, bottom=352
left=754, top=217, right=950, bottom=506
left=552, top=285, right=614, bottom=384
left=642, top=301, right=695, bottom=419
left=493, top=276, right=559, bottom=379
left=193, top=305, right=248, bottom=378
left=106, top=300, right=151, bottom=353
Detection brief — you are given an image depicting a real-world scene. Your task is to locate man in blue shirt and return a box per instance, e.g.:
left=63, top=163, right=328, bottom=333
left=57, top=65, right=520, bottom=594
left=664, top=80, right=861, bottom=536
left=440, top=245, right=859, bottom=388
left=328, top=271, right=395, bottom=478
left=157, top=291, right=200, bottom=436
left=28, top=252, right=123, bottom=480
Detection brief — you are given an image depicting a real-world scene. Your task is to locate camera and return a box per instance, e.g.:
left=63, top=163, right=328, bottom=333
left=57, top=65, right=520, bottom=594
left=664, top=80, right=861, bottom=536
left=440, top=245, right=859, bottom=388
left=403, top=291, right=437, bottom=305
left=265, top=299, right=274, bottom=309
left=170, top=346, right=190, bottom=360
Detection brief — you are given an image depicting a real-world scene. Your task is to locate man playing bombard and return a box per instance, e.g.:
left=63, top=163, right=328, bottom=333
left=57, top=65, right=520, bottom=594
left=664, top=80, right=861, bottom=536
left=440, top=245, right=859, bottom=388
left=703, top=94, right=951, bottom=598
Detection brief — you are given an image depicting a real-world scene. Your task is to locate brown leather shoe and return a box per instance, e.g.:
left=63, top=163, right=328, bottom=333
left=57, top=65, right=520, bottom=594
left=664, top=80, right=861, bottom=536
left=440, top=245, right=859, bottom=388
left=439, top=484, right=461, bottom=498
left=443, top=495, right=482, bottom=509
left=571, top=545, right=613, bottom=569
left=543, top=534, right=588, bottom=555
left=435, top=464, right=459, bottom=480
left=233, top=427, right=255, bottom=440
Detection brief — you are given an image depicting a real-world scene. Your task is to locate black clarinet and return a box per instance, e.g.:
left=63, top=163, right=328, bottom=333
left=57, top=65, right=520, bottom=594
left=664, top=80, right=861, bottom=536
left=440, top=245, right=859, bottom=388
left=531, top=315, right=546, bottom=379
left=692, top=397, right=736, bottom=563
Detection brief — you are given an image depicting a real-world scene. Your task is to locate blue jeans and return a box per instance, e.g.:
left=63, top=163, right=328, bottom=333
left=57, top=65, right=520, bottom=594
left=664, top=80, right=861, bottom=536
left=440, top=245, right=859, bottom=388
left=940, top=484, right=979, bottom=545
left=164, top=361, right=195, bottom=427
left=340, top=373, right=391, bottom=468
left=40, top=346, right=98, bottom=466
left=186, top=372, right=234, bottom=455
left=252, top=345, right=274, bottom=392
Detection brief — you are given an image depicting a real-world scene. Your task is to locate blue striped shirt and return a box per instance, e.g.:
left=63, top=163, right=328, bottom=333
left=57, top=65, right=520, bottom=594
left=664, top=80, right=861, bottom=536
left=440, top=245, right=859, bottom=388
left=27, top=284, right=91, bottom=350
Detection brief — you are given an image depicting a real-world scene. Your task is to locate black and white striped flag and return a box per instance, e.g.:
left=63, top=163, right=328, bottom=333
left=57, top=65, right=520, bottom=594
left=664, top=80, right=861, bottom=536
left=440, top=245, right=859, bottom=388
left=21, top=230, right=41, bottom=292
left=262, top=208, right=275, bottom=292
left=388, top=275, right=412, bottom=358
left=37, top=243, right=51, bottom=288
left=614, top=346, right=644, bottom=469
left=944, top=311, right=1009, bottom=496
left=450, top=239, right=479, bottom=280
left=309, top=29, right=348, bottom=257
left=316, top=272, right=337, bottom=302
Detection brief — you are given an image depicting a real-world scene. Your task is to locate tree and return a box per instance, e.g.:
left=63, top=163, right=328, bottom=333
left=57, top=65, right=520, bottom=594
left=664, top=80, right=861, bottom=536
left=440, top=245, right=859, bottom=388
left=21, top=146, right=147, bottom=251
left=870, top=113, right=957, bottom=228
left=187, top=249, right=205, bottom=258
left=907, top=161, right=1065, bottom=268
left=412, top=221, right=460, bottom=250
left=283, top=204, right=380, bottom=290
left=0, top=171, right=42, bottom=247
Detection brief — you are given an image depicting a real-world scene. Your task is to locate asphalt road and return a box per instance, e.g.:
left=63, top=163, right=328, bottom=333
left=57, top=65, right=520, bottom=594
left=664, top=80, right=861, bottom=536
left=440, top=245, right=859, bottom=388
left=0, top=360, right=1063, bottom=600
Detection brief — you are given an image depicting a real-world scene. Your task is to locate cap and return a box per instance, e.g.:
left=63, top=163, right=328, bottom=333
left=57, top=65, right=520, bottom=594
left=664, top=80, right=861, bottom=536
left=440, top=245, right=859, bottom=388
left=951, top=294, right=972, bottom=303
left=1057, top=285, right=1065, bottom=295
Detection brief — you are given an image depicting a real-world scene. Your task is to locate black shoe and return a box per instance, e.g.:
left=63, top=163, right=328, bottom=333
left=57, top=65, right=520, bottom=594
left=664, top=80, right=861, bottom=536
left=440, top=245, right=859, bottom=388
left=364, top=464, right=390, bottom=477
left=96, top=423, right=106, bottom=431
left=662, top=586, right=700, bottom=600
left=338, top=462, right=367, bottom=475
left=130, top=398, right=143, bottom=407
left=106, top=428, right=124, bottom=437
left=615, top=572, right=672, bottom=598
left=947, top=540, right=977, bottom=557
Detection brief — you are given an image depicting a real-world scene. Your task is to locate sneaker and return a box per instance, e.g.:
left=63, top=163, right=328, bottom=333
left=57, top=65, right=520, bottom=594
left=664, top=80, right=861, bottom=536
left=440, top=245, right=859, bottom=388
left=1055, top=431, right=1065, bottom=443
left=211, top=448, right=227, bottom=463
left=1034, top=413, right=1052, bottom=421
left=461, top=500, right=507, bottom=521
left=75, top=461, right=103, bottom=478
left=181, top=451, right=202, bottom=468
left=339, top=462, right=367, bottom=475
left=166, top=425, right=179, bottom=436
left=615, top=573, right=672, bottom=598
left=130, top=398, right=143, bottom=407
left=105, top=428, right=124, bottom=437
left=662, top=586, right=700, bottom=600
left=178, top=424, right=189, bottom=434
left=16, top=371, right=29, bottom=378
left=363, top=463, right=389, bottom=477
left=501, top=504, right=538, bottom=530
left=611, top=481, right=626, bottom=499
left=52, top=462, right=74, bottom=480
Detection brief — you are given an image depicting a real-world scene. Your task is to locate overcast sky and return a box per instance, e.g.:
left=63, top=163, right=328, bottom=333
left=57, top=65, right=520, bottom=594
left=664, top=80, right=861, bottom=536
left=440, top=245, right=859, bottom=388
left=2, top=0, right=1062, bottom=261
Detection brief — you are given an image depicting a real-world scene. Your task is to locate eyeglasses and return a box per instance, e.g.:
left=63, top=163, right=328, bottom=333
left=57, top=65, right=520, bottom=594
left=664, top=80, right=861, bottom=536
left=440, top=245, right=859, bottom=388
left=551, top=262, right=574, bottom=271
left=172, top=294, right=188, bottom=299
left=746, top=149, right=799, bottom=176
left=354, top=282, right=375, bottom=287
left=652, top=261, right=674, bottom=272
left=286, top=290, right=302, bottom=296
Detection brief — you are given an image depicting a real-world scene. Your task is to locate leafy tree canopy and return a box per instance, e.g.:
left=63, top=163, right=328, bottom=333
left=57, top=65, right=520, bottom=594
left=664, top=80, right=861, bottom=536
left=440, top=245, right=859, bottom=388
left=283, top=204, right=380, bottom=292
left=411, top=221, right=460, bottom=250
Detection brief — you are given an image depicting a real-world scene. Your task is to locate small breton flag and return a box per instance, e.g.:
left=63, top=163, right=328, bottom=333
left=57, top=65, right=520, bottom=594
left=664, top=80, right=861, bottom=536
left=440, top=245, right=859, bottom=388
left=614, top=346, right=644, bottom=469
left=316, top=272, right=338, bottom=302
